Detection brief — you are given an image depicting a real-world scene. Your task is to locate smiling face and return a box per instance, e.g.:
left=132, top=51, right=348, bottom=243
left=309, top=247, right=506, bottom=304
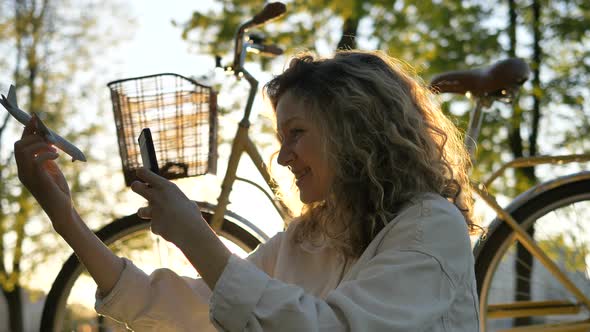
left=276, top=91, right=334, bottom=204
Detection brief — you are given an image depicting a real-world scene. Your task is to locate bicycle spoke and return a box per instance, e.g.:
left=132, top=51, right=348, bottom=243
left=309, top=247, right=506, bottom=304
left=492, top=258, right=571, bottom=295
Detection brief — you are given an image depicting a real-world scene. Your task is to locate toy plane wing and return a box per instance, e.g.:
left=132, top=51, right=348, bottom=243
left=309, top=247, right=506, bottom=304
left=0, top=85, right=87, bottom=162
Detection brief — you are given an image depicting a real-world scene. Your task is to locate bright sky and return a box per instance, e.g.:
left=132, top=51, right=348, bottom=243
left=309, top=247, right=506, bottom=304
left=111, top=1, right=218, bottom=78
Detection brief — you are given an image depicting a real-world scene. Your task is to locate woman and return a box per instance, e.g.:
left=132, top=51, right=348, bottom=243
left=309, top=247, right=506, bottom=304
left=15, top=50, right=479, bottom=331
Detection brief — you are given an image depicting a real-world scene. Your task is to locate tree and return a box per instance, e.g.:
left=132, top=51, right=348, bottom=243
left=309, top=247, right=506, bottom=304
left=0, top=1, right=132, bottom=330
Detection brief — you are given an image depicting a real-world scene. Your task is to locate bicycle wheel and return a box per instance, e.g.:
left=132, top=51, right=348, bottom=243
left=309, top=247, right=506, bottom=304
left=40, top=202, right=267, bottom=332
left=475, top=176, right=590, bottom=331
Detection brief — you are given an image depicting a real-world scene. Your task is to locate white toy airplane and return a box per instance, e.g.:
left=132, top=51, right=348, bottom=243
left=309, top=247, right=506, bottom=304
left=0, top=84, right=87, bottom=162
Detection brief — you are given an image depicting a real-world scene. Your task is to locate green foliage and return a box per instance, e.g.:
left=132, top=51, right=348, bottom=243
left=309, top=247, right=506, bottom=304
left=539, top=234, right=589, bottom=273
left=178, top=0, right=505, bottom=179
left=533, top=0, right=590, bottom=153
left=179, top=0, right=589, bottom=203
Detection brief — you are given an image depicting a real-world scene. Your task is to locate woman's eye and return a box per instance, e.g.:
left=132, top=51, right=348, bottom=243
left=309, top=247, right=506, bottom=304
left=290, top=129, right=304, bottom=138
left=277, top=129, right=304, bottom=145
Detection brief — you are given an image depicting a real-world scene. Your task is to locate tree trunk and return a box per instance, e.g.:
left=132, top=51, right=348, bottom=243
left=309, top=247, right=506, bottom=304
left=528, top=0, right=542, bottom=165
left=337, top=17, right=359, bottom=50
left=336, top=0, right=363, bottom=50
left=506, top=0, right=533, bottom=326
left=4, top=286, right=24, bottom=332
left=513, top=0, right=542, bottom=327
left=507, top=0, right=523, bottom=166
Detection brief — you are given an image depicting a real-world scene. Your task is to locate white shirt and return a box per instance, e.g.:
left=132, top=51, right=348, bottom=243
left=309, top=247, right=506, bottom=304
left=95, top=193, right=480, bottom=331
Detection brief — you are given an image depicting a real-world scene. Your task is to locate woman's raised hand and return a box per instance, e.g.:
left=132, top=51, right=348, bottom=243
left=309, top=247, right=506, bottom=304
left=131, top=168, right=206, bottom=245
left=131, top=167, right=230, bottom=289
left=14, top=115, right=73, bottom=232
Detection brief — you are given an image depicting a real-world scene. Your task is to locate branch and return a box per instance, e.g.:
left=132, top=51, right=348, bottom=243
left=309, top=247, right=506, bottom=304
left=508, top=0, right=517, bottom=57
left=0, top=113, right=9, bottom=141
left=0, top=214, right=5, bottom=274
left=4, top=151, right=15, bottom=166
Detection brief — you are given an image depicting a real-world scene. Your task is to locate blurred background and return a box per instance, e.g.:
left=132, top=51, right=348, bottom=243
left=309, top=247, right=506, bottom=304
left=0, top=0, right=588, bottom=330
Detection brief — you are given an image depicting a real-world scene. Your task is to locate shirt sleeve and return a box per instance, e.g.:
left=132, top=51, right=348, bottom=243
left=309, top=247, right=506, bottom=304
left=94, top=232, right=284, bottom=331
left=95, top=258, right=216, bottom=332
left=209, top=246, right=456, bottom=331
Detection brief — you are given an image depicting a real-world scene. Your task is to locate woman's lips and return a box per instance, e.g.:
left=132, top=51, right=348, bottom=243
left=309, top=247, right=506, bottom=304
left=294, top=167, right=311, bottom=184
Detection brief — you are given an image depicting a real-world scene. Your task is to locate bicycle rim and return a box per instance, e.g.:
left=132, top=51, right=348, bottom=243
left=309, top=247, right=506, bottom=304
left=476, top=179, right=590, bottom=331
left=41, top=208, right=264, bottom=332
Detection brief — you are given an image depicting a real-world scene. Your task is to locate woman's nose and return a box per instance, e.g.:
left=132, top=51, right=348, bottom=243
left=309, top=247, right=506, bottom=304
left=277, top=144, right=294, bottom=167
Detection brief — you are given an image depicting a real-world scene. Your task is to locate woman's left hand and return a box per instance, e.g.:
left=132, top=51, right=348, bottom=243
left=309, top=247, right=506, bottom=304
left=131, top=167, right=205, bottom=245
left=131, top=167, right=231, bottom=289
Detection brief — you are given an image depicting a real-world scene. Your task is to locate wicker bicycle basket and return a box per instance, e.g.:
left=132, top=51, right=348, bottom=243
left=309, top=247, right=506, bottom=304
left=108, top=73, right=217, bottom=186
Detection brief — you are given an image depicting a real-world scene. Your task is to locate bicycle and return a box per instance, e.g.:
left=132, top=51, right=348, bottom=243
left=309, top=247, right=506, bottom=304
left=39, top=2, right=590, bottom=331
left=430, top=62, right=590, bottom=331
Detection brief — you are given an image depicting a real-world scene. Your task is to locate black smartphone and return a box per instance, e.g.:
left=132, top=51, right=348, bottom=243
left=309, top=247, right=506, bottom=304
left=138, top=128, right=159, bottom=175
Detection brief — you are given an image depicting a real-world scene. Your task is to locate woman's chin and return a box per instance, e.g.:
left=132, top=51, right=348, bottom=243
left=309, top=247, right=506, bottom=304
left=299, top=191, right=322, bottom=204
left=299, top=193, right=310, bottom=204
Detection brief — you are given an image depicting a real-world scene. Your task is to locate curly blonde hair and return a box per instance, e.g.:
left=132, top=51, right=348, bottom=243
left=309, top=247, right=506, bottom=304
left=265, top=50, right=476, bottom=258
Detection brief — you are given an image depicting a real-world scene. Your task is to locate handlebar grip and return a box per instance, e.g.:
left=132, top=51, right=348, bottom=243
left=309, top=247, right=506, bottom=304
left=259, top=44, right=283, bottom=57
left=250, top=2, right=286, bottom=28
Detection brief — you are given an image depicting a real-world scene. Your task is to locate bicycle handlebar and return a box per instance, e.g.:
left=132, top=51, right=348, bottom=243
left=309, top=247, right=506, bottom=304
left=248, top=2, right=286, bottom=30
left=220, top=2, right=287, bottom=126
left=248, top=43, right=284, bottom=57
left=233, top=2, right=286, bottom=73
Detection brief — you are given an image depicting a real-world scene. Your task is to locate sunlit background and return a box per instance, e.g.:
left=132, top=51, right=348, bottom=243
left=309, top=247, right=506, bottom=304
left=0, top=0, right=589, bottom=331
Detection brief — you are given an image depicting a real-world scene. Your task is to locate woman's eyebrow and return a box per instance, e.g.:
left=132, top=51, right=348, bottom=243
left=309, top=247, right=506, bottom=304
left=278, top=116, right=304, bottom=132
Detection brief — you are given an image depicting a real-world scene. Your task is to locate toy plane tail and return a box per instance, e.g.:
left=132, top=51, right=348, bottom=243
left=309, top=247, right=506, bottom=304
left=7, top=85, right=17, bottom=108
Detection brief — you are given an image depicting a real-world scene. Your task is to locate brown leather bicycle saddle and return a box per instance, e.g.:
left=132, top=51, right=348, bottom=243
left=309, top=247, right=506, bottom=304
left=429, top=58, right=530, bottom=97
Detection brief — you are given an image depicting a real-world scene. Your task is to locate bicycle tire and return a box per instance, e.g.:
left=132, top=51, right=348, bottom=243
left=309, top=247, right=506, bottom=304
left=474, top=175, right=590, bottom=331
left=40, top=202, right=267, bottom=332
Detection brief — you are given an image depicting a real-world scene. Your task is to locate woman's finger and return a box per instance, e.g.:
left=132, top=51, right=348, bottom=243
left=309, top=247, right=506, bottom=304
left=130, top=181, right=155, bottom=202
left=136, top=167, right=168, bottom=189
left=21, top=114, right=38, bottom=139
left=16, top=141, right=56, bottom=174
left=14, top=135, right=45, bottom=158
left=137, top=206, right=152, bottom=219
left=22, top=140, right=57, bottom=155
left=34, top=151, right=59, bottom=166
left=16, top=134, right=45, bottom=146
left=22, top=141, right=56, bottom=157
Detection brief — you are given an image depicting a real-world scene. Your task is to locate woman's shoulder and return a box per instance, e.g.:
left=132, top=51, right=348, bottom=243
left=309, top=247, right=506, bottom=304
left=389, top=192, right=469, bottom=240
left=381, top=191, right=462, bottom=223
left=376, top=193, right=473, bottom=269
